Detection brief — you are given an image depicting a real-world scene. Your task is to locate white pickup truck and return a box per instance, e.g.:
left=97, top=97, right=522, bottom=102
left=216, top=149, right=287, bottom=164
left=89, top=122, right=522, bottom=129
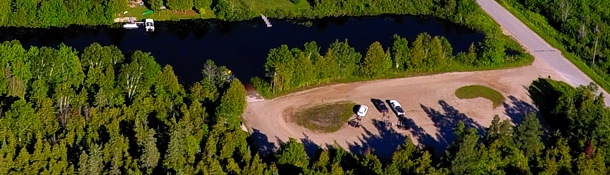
left=356, top=105, right=369, bottom=117
left=388, top=100, right=405, bottom=116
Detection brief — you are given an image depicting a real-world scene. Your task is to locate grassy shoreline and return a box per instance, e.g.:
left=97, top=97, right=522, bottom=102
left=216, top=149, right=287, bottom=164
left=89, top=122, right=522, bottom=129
left=494, top=0, right=610, bottom=94
left=117, top=6, right=216, bottom=22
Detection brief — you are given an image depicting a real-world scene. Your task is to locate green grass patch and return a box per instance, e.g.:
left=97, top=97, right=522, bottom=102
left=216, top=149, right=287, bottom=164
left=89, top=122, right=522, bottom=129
left=116, top=6, right=215, bottom=22
left=293, top=101, right=356, bottom=133
left=455, top=85, right=505, bottom=108
left=495, top=0, right=610, bottom=94
left=116, top=0, right=305, bottom=22
left=241, top=0, right=310, bottom=13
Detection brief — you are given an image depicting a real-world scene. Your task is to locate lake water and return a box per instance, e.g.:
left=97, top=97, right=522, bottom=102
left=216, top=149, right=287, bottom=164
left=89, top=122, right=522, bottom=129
left=0, top=15, right=484, bottom=85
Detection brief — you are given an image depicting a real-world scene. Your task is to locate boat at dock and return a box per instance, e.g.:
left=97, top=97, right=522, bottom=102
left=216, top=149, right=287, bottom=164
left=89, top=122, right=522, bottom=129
left=123, top=23, right=139, bottom=29
left=121, top=18, right=155, bottom=32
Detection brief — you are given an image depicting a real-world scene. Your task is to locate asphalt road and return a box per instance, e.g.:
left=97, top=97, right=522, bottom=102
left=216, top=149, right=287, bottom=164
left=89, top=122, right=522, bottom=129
left=476, top=0, right=610, bottom=104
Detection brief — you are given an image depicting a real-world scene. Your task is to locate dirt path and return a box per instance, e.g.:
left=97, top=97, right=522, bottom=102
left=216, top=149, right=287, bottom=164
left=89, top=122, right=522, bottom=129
left=243, top=58, right=564, bottom=158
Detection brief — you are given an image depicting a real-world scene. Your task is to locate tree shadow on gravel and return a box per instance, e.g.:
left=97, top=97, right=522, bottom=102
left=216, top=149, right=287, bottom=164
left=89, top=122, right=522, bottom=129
left=502, top=95, right=537, bottom=125
left=249, top=128, right=278, bottom=158
left=347, top=119, right=407, bottom=160
left=301, top=133, right=323, bottom=159
left=417, top=100, right=486, bottom=156
left=398, top=116, right=437, bottom=153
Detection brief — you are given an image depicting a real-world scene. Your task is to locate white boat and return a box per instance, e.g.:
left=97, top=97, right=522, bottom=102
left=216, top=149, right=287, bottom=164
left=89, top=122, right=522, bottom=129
left=123, top=23, right=139, bottom=29
left=144, top=19, right=155, bottom=32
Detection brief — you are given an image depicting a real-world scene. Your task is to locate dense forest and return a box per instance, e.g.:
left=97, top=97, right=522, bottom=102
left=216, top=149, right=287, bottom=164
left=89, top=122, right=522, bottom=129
left=0, top=38, right=607, bottom=174
left=252, top=32, right=530, bottom=98
left=498, top=0, right=610, bottom=92
left=218, top=0, right=498, bottom=34
left=0, top=0, right=497, bottom=33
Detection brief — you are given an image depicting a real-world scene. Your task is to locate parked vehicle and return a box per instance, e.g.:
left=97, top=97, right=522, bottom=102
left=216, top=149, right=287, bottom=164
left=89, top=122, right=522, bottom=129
left=387, top=100, right=405, bottom=116
left=357, top=105, right=369, bottom=117
left=371, top=99, right=389, bottom=114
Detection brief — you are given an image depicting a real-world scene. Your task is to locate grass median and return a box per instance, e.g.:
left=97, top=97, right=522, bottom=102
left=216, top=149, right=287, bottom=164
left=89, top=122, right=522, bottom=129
left=455, top=85, right=505, bottom=108
left=293, top=101, right=356, bottom=133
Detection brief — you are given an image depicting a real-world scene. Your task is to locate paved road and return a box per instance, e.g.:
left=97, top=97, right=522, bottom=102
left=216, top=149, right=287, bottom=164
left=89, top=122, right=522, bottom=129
left=477, top=0, right=610, bottom=104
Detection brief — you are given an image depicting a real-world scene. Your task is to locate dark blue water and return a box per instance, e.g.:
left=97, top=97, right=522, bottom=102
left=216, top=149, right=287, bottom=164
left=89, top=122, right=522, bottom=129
left=0, top=15, right=484, bottom=85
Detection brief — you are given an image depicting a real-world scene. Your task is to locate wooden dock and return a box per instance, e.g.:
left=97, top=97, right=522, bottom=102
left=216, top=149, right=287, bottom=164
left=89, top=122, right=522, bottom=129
left=260, top=14, right=272, bottom=27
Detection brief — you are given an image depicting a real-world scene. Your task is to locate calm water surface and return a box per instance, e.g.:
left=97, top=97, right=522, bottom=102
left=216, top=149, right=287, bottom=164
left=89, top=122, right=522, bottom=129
left=0, top=16, right=484, bottom=85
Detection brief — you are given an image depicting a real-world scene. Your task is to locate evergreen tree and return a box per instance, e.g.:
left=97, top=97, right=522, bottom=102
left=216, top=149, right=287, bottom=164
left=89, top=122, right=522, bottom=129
left=360, top=41, right=391, bottom=77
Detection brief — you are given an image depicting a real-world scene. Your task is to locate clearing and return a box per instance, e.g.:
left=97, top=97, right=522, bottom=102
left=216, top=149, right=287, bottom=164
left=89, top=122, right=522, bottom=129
left=242, top=58, right=566, bottom=158
left=455, top=85, right=505, bottom=108
left=117, top=6, right=214, bottom=21
left=116, top=0, right=308, bottom=22
left=292, top=101, right=356, bottom=133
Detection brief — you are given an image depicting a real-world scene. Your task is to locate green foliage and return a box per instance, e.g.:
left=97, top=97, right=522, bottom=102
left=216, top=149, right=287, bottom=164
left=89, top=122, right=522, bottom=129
left=3, top=0, right=610, bottom=171
left=360, top=42, right=391, bottom=77
left=256, top=32, right=530, bottom=99
left=329, top=39, right=361, bottom=79
left=4, top=0, right=504, bottom=32
left=215, top=78, right=247, bottom=127
left=496, top=0, right=610, bottom=103
left=391, top=35, right=409, bottom=70
left=514, top=112, right=545, bottom=159
left=194, top=0, right=213, bottom=13
left=213, top=0, right=254, bottom=21
left=148, top=0, right=164, bottom=11
left=479, top=35, right=506, bottom=66
left=529, top=78, right=610, bottom=165
left=276, top=138, right=310, bottom=172
left=0, top=0, right=9, bottom=26
left=454, top=85, right=505, bottom=108
left=167, top=0, right=194, bottom=11
left=0, top=41, right=604, bottom=175
left=293, top=101, right=356, bottom=132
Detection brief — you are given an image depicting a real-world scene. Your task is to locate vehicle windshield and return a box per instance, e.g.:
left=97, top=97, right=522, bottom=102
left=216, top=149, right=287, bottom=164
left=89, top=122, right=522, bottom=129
left=395, top=106, right=404, bottom=112
left=359, top=106, right=367, bottom=112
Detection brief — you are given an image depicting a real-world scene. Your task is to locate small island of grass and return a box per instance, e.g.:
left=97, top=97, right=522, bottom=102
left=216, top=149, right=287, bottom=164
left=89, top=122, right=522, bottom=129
left=293, top=101, right=356, bottom=133
left=455, top=85, right=505, bottom=108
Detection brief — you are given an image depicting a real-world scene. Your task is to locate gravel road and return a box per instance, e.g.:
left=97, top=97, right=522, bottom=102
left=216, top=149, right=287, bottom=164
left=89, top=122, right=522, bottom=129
left=477, top=0, right=610, bottom=104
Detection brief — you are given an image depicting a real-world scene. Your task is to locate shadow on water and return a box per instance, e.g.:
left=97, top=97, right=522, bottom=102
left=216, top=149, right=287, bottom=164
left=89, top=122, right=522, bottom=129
left=414, top=100, right=485, bottom=156
left=347, top=119, right=407, bottom=160
left=0, top=15, right=484, bottom=85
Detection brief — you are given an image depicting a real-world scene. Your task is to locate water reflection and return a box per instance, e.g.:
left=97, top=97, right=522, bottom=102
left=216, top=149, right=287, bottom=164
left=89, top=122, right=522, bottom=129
left=0, top=15, right=484, bottom=85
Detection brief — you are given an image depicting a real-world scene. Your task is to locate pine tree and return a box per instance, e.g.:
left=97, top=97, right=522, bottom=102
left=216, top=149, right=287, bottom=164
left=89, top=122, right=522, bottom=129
left=360, top=42, right=389, bottom=77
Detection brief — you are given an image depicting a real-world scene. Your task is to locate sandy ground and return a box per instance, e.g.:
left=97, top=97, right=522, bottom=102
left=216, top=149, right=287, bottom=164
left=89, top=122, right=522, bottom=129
left=243, top=58, right=564, bottom=158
